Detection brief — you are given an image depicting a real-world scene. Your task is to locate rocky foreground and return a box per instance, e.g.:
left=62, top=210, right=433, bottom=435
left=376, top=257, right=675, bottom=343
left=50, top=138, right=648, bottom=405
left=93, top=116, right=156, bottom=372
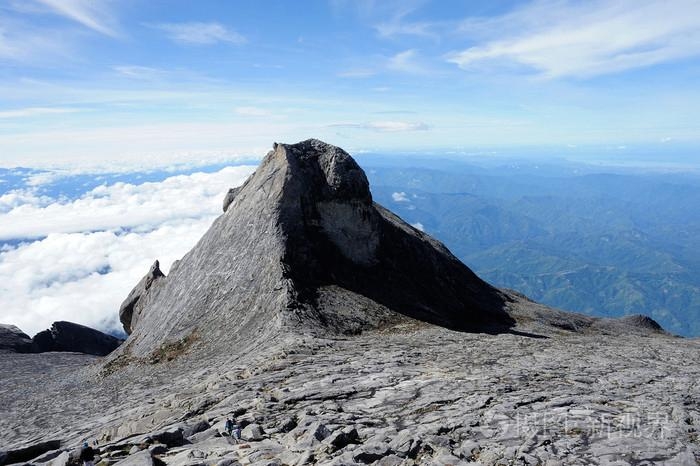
left=2, top=321, right=699, bottom=466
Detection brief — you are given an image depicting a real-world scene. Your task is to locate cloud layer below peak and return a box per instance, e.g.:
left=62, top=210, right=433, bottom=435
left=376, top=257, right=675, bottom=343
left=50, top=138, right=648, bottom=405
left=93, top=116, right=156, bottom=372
left=0, top=165, right=255, bottom=336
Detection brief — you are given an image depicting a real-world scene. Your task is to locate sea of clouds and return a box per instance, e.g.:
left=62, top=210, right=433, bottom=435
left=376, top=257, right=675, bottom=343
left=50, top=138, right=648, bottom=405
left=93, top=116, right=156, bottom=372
left=0, top=165, right=256, bottom=337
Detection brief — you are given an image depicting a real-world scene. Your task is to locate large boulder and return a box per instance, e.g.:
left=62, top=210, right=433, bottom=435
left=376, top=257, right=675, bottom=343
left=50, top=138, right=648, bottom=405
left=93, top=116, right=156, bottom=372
left=0, top=324, right=33, bottom=353
left=32, top=321, right=123, bottom=356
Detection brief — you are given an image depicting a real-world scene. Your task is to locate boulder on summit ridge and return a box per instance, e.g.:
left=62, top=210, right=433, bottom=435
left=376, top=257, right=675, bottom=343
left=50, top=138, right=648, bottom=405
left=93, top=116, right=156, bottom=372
left=32, top=321, right=123, bottom=356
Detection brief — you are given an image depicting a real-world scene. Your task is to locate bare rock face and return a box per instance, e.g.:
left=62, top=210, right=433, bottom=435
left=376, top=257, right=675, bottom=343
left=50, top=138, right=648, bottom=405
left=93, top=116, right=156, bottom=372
left=119, top=260, right=165, bottom=335
left=32, top=321, right=123, bottom=356
left=276, top=140, right=511, bottom=331
left=0, top=324, right=33, bottom=353
left=110, top=139, right=515, bottom=362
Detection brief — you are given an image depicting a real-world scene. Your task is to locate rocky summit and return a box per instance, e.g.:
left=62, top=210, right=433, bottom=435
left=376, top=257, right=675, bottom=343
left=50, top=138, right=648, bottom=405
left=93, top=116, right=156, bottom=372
left=110, top=139, right=515, bottom=363
left=1, top=140, right=699, bottom=466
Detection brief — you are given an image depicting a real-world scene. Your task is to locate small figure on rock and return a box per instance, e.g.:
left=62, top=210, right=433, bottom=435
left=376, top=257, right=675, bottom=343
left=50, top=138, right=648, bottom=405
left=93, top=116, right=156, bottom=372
left=80, top=442, right=96, bottom=466
left=224, top=417, right=242, bottom=442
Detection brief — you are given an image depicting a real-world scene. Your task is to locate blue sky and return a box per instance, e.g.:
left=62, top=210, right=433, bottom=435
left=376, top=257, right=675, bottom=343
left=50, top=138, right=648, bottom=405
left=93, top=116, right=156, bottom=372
left=2, top=0, right=700, bottom=167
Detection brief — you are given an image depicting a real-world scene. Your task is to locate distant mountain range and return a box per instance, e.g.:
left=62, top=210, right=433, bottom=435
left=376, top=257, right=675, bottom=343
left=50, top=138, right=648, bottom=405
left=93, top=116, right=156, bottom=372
left=360, top=155, right=700, bottom=337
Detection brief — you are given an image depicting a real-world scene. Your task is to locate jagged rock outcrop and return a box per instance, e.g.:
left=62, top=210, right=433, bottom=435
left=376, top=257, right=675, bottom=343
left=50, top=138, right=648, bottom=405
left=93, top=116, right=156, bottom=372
left=111, top=139, right=515, bottom=361
left=32, top=321, right=123, bottom=356
left=222, top=187, right=240, bottom=212
left=618, top=314, right=665, bottom=332
left=119, top=260, right=165, bottom=335
left=0, top=324, right=33, bottom=353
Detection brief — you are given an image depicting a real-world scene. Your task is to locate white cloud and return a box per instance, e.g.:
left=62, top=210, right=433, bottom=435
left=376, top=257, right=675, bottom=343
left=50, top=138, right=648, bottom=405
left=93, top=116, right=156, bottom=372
left=410, top=222, right=424, bottom=231
left=0, top=166, right=255, bottom=336
left=330, top=121, right=429, bottom=132
left=392, top=191, right=409, bottom=202
left=0, top=166, right=255, bottom=240
left=0, top=223, right=211, bottom=336
left=33, top=0, right=120, bottom=37
left=24, top=171, right=69, bottom=187
left=152, top=22, right=246, bottom=45
left=0, top=107, right=81, bottom=119
left=448, top=0, right=700, bottom=79
left=0, top=190, right=52, bottom=213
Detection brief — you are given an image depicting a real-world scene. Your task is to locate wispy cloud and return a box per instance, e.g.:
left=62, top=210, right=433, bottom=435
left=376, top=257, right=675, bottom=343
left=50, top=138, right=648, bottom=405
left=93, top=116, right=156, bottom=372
left=332, top=0, right=436, bottom=39
left=151, top=22, right=246, bottom=45
left=0, top=26, right=20, bottom=58
left=33, top=0, right=120, bottom=37
left=330, top=121, right=429, bottom=132
left=0, top=16, right=70, bottom=62
left=234, top=106, right=270, bottom=117
left=374, top=7, right=436, bottom=39
left=447, top=0, right=700, bottom=79
left=113, top=65, right=167, bottom=80
left=337, top=68, right=376, bottom=78
left=338, top=49, right=428, bottom=78
left=387, top=49, right=426, bottom=74
left=0, top=107, right=81, bottom=119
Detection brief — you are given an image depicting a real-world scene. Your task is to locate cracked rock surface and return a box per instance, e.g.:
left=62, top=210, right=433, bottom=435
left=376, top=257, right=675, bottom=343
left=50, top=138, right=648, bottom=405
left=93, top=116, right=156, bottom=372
left=1, top=325, right=699, bottom=465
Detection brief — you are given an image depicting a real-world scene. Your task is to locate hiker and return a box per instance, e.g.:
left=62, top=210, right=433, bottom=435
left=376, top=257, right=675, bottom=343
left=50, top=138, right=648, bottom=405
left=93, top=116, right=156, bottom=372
left=225, top=418, right=234, bottom=437
left=80, top=442, right=96, bottom=466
